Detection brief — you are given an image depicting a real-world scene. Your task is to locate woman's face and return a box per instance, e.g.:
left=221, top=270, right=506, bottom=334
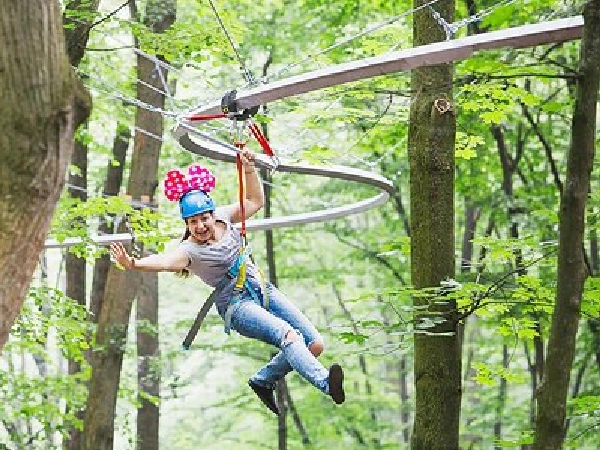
left=186, top=211, right=216, bottom=243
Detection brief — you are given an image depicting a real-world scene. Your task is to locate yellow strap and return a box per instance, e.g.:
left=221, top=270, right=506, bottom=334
left=235, top=245, right=247, bottom=290
left=234, top=244, right=269, bottom=310
left=257, top=266, right=269, bottom=310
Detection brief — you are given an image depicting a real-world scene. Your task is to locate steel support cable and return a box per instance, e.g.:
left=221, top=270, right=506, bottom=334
left=82, top=79, right=179, bottom=118
left=207, top=0, right=255, bottom=84
left=258, top=0, right=444, bottom=86
left=82, top=15, right=577, bottom=165
left=62, top=15, right=583, bottom=240
left=175, top=0, right=446, bottom=115
left=75, top=63, right=188, bottom=111
left=428, top=0, right=522, bottom=40
left=171, top=16, right=583, bottom=231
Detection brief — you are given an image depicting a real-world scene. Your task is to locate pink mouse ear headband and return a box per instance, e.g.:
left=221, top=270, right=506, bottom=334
left=163, top=164, right=216, bottom=202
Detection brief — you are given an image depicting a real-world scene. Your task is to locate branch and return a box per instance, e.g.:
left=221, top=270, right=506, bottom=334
left=466, top=72, right=580, bottom=81
left=520, top=103, right=563, bottom=193
left=85, top=45, right=135, bottom=52
left=62, top=0, right=102, bottom=66
left=89, top=0, right=130, bottom=28
left=330, top=226, right=406, bottom=284
left=457, top=248, right=558, bottom=321
left=281, top=381, right=311, bottom=444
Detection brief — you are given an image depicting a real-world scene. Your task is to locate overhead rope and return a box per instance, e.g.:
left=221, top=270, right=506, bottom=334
left=207, top=0, right=256, bottom=84
left=85, top=0, right=538, bottom=119
left=255, top=0, right=444, bottom=86
left=79, top=76, right=180, bottom=119
left=428, top=0, right=522, bottom=40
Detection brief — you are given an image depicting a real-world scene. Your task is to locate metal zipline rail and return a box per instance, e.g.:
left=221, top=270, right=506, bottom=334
left=45, top=16, right=583, bottom=248
left=179, top=16, right=583, bottom=116
left=170, top=16, right=582, bottom=233
left=174, top=124, right=395, bottom=230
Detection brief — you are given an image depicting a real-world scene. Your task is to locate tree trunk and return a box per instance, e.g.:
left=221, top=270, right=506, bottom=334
left=82, top=267, right=138, bottom=450
left=494, top=345, right=509, bottom=449
left=136, top=272, right=159, bottom=450
left=409, top=1, right=460, bottom=449
left=62, top=0, right=101, bottom=67
left=460, top=203, right=479, bottom=273
left=65, top=130, right=88, bottom=328
left=65, top=120, right=88, bottom=450
left=62, top=1, right=101, bottom=446
left=90, top=124, right=131, bottom=322
left=534, top=1, right=600, bottom=448
left=81, top=1, right=175, bottom=447
left=133, top=2, right=176, bottom=446
left=0, top=0, right=89, bottom=352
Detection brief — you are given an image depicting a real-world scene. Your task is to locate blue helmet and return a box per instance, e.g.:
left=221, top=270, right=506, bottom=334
left=180, top=190, right=215, bottom=219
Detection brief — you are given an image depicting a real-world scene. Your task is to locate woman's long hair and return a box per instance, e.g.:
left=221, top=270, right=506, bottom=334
left=177, top=227, right=191, bottom=278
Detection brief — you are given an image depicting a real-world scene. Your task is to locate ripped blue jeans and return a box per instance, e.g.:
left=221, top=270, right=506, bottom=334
left=227, top=282, right=330, bottom=394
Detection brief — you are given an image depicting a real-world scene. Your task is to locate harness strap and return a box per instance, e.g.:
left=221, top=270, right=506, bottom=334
left=181, top=273, right=233, bottom=350
left=235, top=148, right=247, bottom=238
left=182, top=247, right=269, bottom=347
left=223, top=247, right=269, bottom=334
left=247, top=120, right=274, bottom=157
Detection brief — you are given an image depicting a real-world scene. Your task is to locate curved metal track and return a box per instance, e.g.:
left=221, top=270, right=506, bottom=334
left=179, top=16, right=582, bottom=115
left=44, top=234, right=133, bottom=249
left=44, top=16, right=583, bottom=247
left=173, top=124, right=395, bottom=230
left=171, top=16, right=582, bottom=232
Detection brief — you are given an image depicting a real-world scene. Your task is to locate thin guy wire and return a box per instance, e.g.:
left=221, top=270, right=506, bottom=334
left=428, top=0, right=522, bottom=40
left=78, top=58, right=191, bottom=111
left=207, top=0, right=255, bottom=84
left=258, top=0, right=443, bottom=85
left=449, top=0, right=522, bottom=34
left=175, top=1, right=444, bottom=116
left=80, top=73, right=179, bottom=119
left=84, top=0, right=559, bottom=171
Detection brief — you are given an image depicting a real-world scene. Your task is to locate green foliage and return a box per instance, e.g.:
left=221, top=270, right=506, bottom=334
left=49, top=194, right=178, bottom=261
left=459, top=81, right=538, bottom=125
left=471, top=361, right=527, bottom=386
left=494, top=431, right=534, bottom=448
left=569, top=395, right=600, bottom=416
left=1, top=288, right=90, bottom=448
left=455, top=131, right=484, bottom=159
left=583, top=277, right=600, bottom=318
left=26, top=0, right=598, bottom=448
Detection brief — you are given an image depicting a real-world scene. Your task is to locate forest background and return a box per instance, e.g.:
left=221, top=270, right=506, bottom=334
left=0, top=0, right=599, bottom=449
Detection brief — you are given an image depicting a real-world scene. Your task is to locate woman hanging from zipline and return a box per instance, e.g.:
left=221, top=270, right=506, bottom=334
left=109, top=147, right=345, bottom=415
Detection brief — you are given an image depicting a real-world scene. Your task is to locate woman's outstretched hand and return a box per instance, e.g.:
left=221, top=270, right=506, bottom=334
left=109, top=242, right=135, bottom=270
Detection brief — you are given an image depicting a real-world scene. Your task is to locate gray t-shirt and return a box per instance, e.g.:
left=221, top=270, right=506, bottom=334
left=178, top=208, right=263, bottom=316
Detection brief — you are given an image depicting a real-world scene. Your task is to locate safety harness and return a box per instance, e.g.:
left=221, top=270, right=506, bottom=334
left=182, top=91, right=277, bottom=350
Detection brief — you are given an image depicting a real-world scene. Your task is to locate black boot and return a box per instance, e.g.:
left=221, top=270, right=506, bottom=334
left=328, top=363, right=345, bottom=405
left=248, top=380, right=279, bottom=415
